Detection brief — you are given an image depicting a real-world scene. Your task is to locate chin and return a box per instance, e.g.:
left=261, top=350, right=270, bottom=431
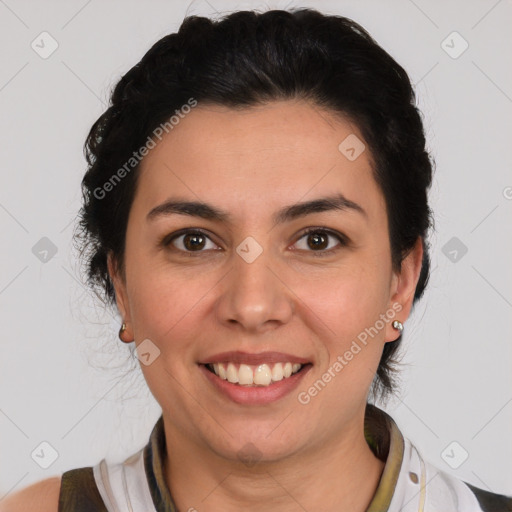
left=206, top=427, right=303, bottom=466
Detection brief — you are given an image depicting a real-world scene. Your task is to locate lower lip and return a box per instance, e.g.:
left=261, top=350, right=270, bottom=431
left=199, top=364, right=312, bottom=405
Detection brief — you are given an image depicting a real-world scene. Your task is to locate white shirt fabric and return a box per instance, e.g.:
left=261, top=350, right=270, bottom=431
left=77, top=407, right=511, bottom=511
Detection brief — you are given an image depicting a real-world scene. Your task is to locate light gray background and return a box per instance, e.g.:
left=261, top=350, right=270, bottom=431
left=1, top=0, right=511, bottom=499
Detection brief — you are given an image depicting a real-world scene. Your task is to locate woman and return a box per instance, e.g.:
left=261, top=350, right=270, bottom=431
left=4, top=7, right=511, bottom=512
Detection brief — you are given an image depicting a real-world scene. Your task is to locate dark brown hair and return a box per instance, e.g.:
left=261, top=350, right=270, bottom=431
left=74, top=8, right=435, bottom=399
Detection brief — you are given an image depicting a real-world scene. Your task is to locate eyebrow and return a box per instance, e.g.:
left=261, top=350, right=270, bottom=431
left=146, top=193, right=367, bottom=225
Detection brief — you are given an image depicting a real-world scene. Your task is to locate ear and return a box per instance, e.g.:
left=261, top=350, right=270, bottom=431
left=107, top=251, right=131, bottom=326
left=385, top=237, right=424, bottom=342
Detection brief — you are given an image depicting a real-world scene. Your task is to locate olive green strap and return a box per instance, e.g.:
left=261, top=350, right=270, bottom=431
left=58, top=467, right=109, bottom=512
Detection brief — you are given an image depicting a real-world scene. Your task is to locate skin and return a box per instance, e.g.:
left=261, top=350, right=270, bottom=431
left=108, top=99, right=423, bottom=512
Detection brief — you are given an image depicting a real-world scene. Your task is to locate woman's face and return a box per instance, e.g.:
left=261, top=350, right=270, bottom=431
left=109, top=99, right=422, bottom=462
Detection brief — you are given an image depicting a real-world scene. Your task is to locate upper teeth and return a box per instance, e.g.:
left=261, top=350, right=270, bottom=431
left=209, top=362, right=303, bottom=386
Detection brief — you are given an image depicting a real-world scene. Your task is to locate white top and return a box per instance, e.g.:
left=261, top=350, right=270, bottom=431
left=59, top=407, right=511, bottom=511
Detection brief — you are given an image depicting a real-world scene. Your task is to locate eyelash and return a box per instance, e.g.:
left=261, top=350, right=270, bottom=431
left=160, top=227, right=348, bottom=258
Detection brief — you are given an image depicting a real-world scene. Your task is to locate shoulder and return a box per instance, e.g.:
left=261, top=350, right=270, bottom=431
left=423, top=460, right=512, bottom=511
left=397, top=433, right=512, bottom=511
left=0, top=475, right=61, bottom=512
left=464, top=482, right=512, bottom=512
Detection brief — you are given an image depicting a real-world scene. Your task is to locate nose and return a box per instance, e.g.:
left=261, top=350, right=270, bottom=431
left=215, top=240, right=294, bottom=333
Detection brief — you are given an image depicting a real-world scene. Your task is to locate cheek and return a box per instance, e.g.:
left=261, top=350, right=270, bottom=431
left=318, top=256, right=389, bottom=325
left=127, top=272, right=208, bottom=400
left=306, top=256, right=390, bottom=371
left=126, top=262, right=214, bottom=349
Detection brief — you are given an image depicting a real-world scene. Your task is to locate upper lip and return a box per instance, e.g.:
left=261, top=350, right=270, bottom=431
left=200, top=351, right=311, bottom=366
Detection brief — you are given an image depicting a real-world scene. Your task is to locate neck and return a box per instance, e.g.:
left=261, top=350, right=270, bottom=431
left=162, top=411, right=386, bottom=512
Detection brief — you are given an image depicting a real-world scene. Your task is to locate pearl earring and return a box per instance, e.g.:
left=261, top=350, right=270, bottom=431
left=392, top=320, right=404, bottom=333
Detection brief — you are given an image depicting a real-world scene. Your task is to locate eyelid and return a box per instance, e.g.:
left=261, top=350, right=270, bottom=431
left=161, top=226, right=349, bottom=255
left=160, top=227, right=220, bottom=250
left=293, top=226, right=348, bottom=256
left=297, top=226, right=348, bottom=243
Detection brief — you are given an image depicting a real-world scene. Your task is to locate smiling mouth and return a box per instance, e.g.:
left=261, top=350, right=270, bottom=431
left=204, top=362, right=310, bottom=387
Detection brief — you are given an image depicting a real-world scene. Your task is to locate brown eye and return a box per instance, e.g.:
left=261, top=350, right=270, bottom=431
left=162, top=227, right=347, bottom=257
left=306, top=232, right=329, bottom=250
left=182, top=232, right=206, bottom=251
left=294, top=228, right=347, bottom=256
left=165, top=230, right=220, bottom=253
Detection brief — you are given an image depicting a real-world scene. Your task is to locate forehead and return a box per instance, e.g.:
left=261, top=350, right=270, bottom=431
left=133, top=99, right=385, bottom=225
